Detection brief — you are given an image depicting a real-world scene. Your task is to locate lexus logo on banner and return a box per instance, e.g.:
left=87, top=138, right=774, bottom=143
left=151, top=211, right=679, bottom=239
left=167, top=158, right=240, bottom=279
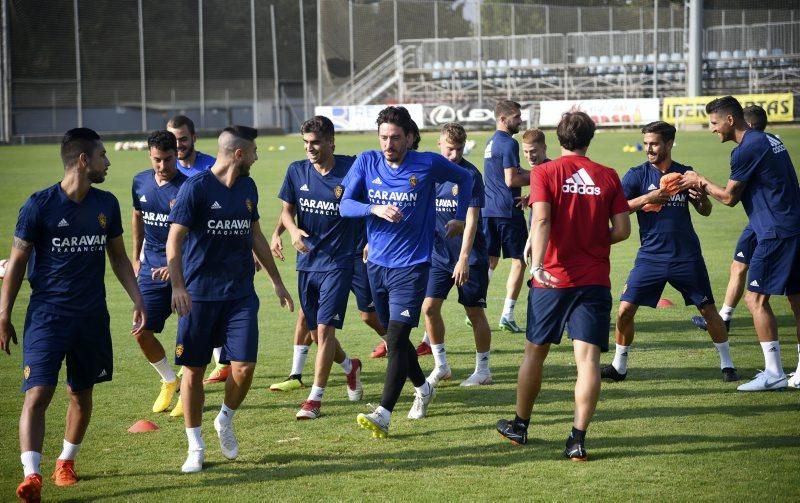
left=426, top=105, right=530, bottom=127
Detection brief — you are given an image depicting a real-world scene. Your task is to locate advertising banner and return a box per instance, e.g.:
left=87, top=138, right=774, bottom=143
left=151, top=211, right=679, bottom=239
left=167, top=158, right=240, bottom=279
left=314, top=104, right=425, bottom=132
left=662, top=93, right=793, bottom=124
left=425, top=105, right=531, bottom=128
left=539, top=99, right=660, bottom=127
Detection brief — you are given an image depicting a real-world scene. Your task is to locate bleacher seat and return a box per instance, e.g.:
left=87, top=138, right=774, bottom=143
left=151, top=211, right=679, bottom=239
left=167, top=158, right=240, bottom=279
left=485, top=59, right=497, bottom=77
left=588, top=55, right=599, bottom=74
left=443, top=60, right=453, bottom=79
left=432, top=61, right=442, bottom=79
left=496, top=59, right=508, bottom=77
left=464, top=60, right=476, bottom=79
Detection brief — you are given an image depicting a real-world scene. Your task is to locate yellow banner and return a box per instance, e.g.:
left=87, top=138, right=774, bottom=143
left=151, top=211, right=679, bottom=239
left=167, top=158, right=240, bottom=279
left=662, top=93, right=794, bottom=124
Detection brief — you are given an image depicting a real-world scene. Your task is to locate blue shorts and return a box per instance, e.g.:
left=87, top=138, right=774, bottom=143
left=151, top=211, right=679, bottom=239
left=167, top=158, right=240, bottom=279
left=299, top=268, right=352, bottom=329
left=367, top=262, right=430, bottom=327
left=139, top=281, right=173, bottom=333
left=621, top=258, right=715, bottom=308
left=483, top=214, right=527, bottom=259
left=747, top=235, right=800, bottom=296
left=22, top=309, right=113, bottom=392
left=526, top=286, right=612, bottom=352
left=175, top=295, right=260, bottom=367
left=351, top=258, right=375, bottom=312
left=733, top=225, right=757, bottom=265
left=425, top=263, right=489, bottom=307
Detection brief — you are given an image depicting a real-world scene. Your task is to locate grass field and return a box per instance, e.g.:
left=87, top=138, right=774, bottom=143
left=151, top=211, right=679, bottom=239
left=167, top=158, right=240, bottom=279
left=0, top=127, right=799, bottom=501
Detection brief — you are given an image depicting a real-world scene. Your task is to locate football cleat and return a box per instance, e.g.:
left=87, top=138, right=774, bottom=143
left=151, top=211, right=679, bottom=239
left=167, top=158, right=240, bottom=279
left=204, top=364, right=230, bottom=384
left=370, top=341, right=388, bottom=358
left=214, top=417, right=239, bottom=460
left=346, top=358, right=364, bottom=401
left=788, top=372, right=800, bottom=389
left=736, top=370, right=788, bottom=391
left=496, top=418, right=528, bottom=446
left=152, top=379, right=177, bottom=413
left=600, top=364, right=627, bottom=382
left=721, top=367, right=739, bottom=382
left=691, top=315, right=731, bottom=332
left=181, top=449, right=205, bottom=473
left=564, top=442, right=588, bottom=462
left=460, top=371, right=493, bottom=387
left=170, top=395, right=184, bottom=417
left=357, top=405, right=390, bottom=438
left=51, top=459, right=78, bottom=487
left=296, top=400, right=322, bottom=420
left=407, top=385, right=435, bottom=420
left=269, top=375, right=304, bottom=392
left=498, top=317, right=523, bottom=333
left=427, top=365, right=452, bottom=386
left=416, top=341, right=432, bottom=356
left=16, top=473, right=42, bottom=503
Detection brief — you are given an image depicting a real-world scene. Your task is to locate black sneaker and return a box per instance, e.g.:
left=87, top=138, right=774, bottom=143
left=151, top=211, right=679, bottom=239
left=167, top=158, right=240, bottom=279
left=691, top=316, right=731, bottom=332
left=600, top=364, right=627, bottom=382
left=496, top=419, right=528, bottom=446
left=721, top=367, right=739, bottom=382
left=564, top=441, right=588, bottom=462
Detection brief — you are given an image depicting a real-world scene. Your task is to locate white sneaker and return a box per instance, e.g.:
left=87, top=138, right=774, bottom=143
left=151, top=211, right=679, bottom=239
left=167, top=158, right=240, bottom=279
left=407, top=385, right=436, bottom=419
left=214, top=417, right=239, bottom=460
left=736, top=370, right=788, bottom=391
left=427, top=365, right=452, bottom=386
left=181, top=448, right=205, bottom=473
left=787, top=372, right=800, bottom=389
left=356, top=404, right=390, bottom=438
left=345, top=358, right=364, bottom=402
left=460, top=371, right=493, bottom=387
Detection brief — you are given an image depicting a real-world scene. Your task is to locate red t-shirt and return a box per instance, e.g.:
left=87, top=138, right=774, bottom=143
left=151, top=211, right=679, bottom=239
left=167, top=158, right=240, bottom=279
left=529, top=155, right=630, bottom=288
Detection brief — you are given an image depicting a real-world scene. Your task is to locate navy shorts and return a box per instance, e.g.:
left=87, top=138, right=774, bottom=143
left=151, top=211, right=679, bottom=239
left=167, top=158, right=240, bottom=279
left=299, top=268, right=352, bottom=329
left=139, top=280, right=173, bottom=333
left=351, top=258, right=375, bottom=312
left=22, top=309, right=113, bottom=392
left=748, top=235, right=800, bottom=296
left=367, top=262, right=430, bottom=327
left=621, top=258, right=715, bottom=308
left=733, top=225, right=757, bottom=265
left=425, top=263, right=489, bottom=307
left=483, top=214, right=528, bottom=259
left=175, top=294, right=260, bottom=367
left=526, top=286, right=612, bottom=352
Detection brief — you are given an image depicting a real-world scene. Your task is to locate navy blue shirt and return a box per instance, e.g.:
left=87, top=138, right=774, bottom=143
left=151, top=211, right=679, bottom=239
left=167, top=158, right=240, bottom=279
left=729, top=129, right=800, bottom=240
left=483, top=130, right=522, bottom=218
left=278, top=155, right=362, bottom=272
left=169, top=170, right=259, bottom=301
left=622, top=161, right=702, bottom=261
left=340, top=150, right=474, bottom=268
left=15, top=184, right=123, bottom=315
left=177, top=151, right=215, bottom=178
left=432, top=158, right=488, bottom=270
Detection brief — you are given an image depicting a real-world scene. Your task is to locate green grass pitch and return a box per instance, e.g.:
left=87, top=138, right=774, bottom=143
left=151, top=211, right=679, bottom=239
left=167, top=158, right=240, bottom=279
left=0, top=127, right=798, bottom=501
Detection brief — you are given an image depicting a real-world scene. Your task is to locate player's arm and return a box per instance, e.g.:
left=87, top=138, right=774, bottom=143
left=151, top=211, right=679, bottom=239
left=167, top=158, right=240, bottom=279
left=452, top=206, right=479, bottom=287
left=688, top=187, right=712, bottom=216
left=504, top=166, right=531, bottom=188
left=682, top=171, right=745, bottom=207
left=280, top=201, right=309, bottom=253
left=0, top=238, right=33, bottom=354
left=270, top=213, right=286, bottom=261
left=251, top=220, right=294, bottom=312
left=626, top=190, right=671, bottom=213
left=131, top=209, right=144, bottom=275
left=106, top=235, right=146, bottom=335
left=166, top=223, right=191, bottom=316
left=609, top=211, right=632, bottom=244
left=529, top=201, right=558, bottom=287
left=340, top=160, right=402, bottom=222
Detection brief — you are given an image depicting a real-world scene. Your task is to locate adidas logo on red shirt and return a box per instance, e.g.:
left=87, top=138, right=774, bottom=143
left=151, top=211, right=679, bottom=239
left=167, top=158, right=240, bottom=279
left=562, top=168, right=601, bottom=195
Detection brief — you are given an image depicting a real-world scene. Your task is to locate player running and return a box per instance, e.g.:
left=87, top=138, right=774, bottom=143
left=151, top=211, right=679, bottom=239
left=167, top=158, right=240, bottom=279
left=1, top=128, right=146, bottom=501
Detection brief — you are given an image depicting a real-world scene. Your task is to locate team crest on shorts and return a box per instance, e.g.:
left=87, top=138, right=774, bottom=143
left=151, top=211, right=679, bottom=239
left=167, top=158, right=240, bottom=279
left=169, top=199, right=176, bottom=209
left=452, top=185, right=459, bottom=196
left=410, top=175, right=417, bottom=188
left=97, top=212, right=107, bottom=229
left=175, top=344, right=184, bottom=357
left=245, top=198, right=253, bottom=213
left=23, top=365, right=30, bottom=380
left=334, top=185, right=344, bottom=200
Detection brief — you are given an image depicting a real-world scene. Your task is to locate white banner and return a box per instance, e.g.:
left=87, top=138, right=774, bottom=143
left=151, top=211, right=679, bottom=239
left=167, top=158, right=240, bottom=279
left=314, top=104, right=425, bottom=132
left=539, top=99, right=660, bottom=127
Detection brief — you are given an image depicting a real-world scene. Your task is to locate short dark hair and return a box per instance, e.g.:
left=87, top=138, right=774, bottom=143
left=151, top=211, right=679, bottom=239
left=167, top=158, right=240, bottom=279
left=222, top=125, right=258, bottom=142
left=61, top=128, right=101, bottom=166
left=376, top=106, right=416, bottom=136
left=495, top=99, right=521, bottom=119
left=300, top=115, right=335, bottom=139
left=743, top=105, right=767, bottom=131
left=440, top=122, right=467, bottom=145
left=641, top=121, right=676, bottom=143
left=556, top=112, right=595, bottom=151
left=167, top=115, right=196, bottom=135
left=705, top=96, right=744, bottom=121
left=147, top=130, right=178, bottom=153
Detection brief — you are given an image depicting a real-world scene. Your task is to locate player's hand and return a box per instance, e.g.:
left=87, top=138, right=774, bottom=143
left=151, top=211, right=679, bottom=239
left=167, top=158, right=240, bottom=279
left=172, top=287, right=192, bottom=317
left=270, top=233, right=285, bottom=261
left=452, top=257, right=470, bottom=287
left=132, top=258, right=141, bottom=277
left=688, top=187, right=707, bottom=202
left=0, top=319, right=18, bottom=355
left=523, top=239, right=532, bottom=266
left=371, top=204, right=403, bottom=223
left=646, top=188, right=671, bottom=205
left=445, top=219, right=465, bottom=238
left=514, top=195, right=529, bottom=209
left=290, top=228, right=310, bottom=253
left=131, top=301, right=146, bottom=336
left=362, top=243, right=369, bottom=264
left=273, top=282, right=294, bottom=312
left=533, top=267, right=559, bottom=288
left=151, top=266, right=170, bottom=282
left=681, top=170, right=703, bottom=190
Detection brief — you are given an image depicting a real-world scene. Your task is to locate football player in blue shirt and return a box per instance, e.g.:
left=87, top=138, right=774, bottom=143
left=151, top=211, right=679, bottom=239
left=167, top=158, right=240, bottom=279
left=131, top=130, right=188, bottom=413
left=0, top=128, right=146, bottom=501
left=340, top=106, right=473, bottom=437
left=167, top=126, right=294, bottom=472
left=600, top=121, right=738, bottom=384
left=684, top=96, right=800, bottom=391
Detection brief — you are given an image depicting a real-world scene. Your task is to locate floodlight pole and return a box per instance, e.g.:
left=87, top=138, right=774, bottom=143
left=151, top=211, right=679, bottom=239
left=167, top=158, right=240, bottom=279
left=317, top=0, right=322, bottom=106
left=687, top=0, right=703, bottom=97
left=1, top=0, right=10, bottom=141
left=652, top=0, right=658, bottom=98
left=137, top=0, right=147, bottom=132
left=199, top=0, right=205, bottom=129
left=300, top=0, right=308, bottom=118
left=73, top=0, right=82, bottom=127
left=251, top=0, right=259, bottom=128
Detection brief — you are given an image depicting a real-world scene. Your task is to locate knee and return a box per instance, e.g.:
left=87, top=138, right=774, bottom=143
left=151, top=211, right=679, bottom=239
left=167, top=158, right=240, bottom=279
left=744, top=292, right=761, bottom=311
left=422, top=302, right=438, bottom=318
left=617, top=304, right=636, bottom=324
left=231, top=363, right=255, bottom=379
left=67, top=389, right=93, bottom=410
left=133, top=330, right=153, bottom=345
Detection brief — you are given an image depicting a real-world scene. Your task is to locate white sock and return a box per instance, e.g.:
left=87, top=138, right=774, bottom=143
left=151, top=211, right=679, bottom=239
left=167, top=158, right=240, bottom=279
left=150, top=357, right=177, bottom=383
left=760, top=341, right=784, bottom=377
left=488, top=268, right=494, bottom=282
left=502, top=298, right=516, bottom=318
left=414, top=381, right=432, bottom=397
left=212, top=347, right=222, bottom=364
left=308, top=385, right=325, bottom=402
left=216, top=403, right=235, bottom=426
left=375, top=405, right=391, bottom=421
left=58, top=439, right=81, bottom=461
left=476, top=351, right=490, bottom=373
left=339, top=356, right=352, bottom=375
left=421, top=332, right=430, bottom=345
left=719, top=304, right=735, bottom=321
left=185, top=427, right=205, bottom=451
left=21, top=451, right=41, bottom=477
left=612, top=344, right=630, bottom=373
left=713, top=341, right=734, bottom=369
left=290, top=345, right=310, bottom=376
left=432, top=343, right=448, bottom=367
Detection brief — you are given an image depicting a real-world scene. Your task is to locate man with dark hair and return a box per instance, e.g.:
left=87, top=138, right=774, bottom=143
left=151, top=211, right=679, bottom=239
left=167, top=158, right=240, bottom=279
left=743, top=105, right=767, bottom=132
left=167, top=125, right=294, bottom=472
left=340, top=106, right=473, bottom=437
left=483, top=99, right=529, bottom=333
left=497, top=112, right=630, bottom=461
left=131, top=130, right=188, bottom=413
left=601, top=121, right=738, bottom=383
left=683, top=96, right=800, bottom=391
left=1, top=128, right=146, bottom=500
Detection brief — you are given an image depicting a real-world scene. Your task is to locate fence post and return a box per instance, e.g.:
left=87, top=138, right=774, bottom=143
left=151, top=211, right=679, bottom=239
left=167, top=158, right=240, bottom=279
left=300, top=0, right=308, bottom=119
left=349, top=0, right=354, bottom=97
left=198, top=0, right=205, bottom=129
left=317, top=0, right=322, bottom=106
left=73, top=0, right=82, bottom=127
left=251, top=0, right=259, bottom=128
left=652, top=0, right=658, bottom=98
left=687, top=0, right=702, bottom=97
left=271, top=4, right=281, bottom=128
left=1, top=0, right=10, bottom=141
left=476, top=0, right=483, bottom=108
left=138, top=0, right=146, bottom=131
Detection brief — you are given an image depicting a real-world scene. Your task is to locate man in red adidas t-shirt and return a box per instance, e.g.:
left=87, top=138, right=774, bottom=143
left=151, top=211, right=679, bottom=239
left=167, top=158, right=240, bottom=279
left=496, top=111, right=631, bottom=461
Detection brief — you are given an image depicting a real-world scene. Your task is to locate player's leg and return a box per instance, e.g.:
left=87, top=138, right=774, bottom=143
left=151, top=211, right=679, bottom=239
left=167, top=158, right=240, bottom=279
left=350, top=257, right=389, bottom=358
left=603, top=301, right=638, bottom=380
left=270, top=310, right=311, bottom=391
left=423, top=297, right=451, bottom=385
left=720, top=261, right=749, bottom=325
left=485, top=217, right=500, bottom=284
left=205, top=348, right=230, bottom=384
left=697, top=303, right=738, bottom=381
left=53, top=386, right=92, bottom=486
left=498, top=215, right=528, bottom=332
left=499, top=258, right=525, bottom=331
left=460, top=264, right=493, bottom=386
left=180, top=365, right=206, bottom=472
left=787, top=293, right=800, bottom=388
left=137, top=285, right=178, bottom=412
left=18, top=385, right=56, bottom=500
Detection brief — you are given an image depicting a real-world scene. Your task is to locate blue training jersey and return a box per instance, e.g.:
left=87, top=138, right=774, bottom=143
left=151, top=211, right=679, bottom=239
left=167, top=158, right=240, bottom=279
left=432, top=158, right=488, bottom=270
left=169, top=170, right=259, bottom=301
left=340, top=150, right=474, bottom=268
left=177, top=151, right=215, bottom=177
left=483, top=130, right=522, bottom=218
left=622, top=161, right=703, bottom=261
left=729, top=129, right=800, bottom=240
left=15, top=184, right=123, bottom=316
left=278, top=155, right=363, bottom=272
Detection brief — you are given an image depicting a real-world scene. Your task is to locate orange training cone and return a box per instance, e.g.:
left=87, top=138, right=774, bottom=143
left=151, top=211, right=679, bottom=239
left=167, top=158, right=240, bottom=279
left=128, top=420, right=159, bottom=433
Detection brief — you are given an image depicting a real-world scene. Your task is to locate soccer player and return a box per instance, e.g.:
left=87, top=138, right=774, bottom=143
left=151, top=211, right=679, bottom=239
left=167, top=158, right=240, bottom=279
left=683, top=96, right=800, bottom=392
left=521, top=128, right=550, bottom=168
left=340, top=106, right=473, bottom=437
left=482, top=99, right=529, bottom=333
left=422, top=122, right=493, bottom=387
left=600, top=121, right=738, bottom=383
left=0, top=128, right=146, bottom=500
left=131, top=130, right=188, bottom=413
left=496, top=112, right=631, bottom=460
left=167, top=126, right=293, bottom=472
